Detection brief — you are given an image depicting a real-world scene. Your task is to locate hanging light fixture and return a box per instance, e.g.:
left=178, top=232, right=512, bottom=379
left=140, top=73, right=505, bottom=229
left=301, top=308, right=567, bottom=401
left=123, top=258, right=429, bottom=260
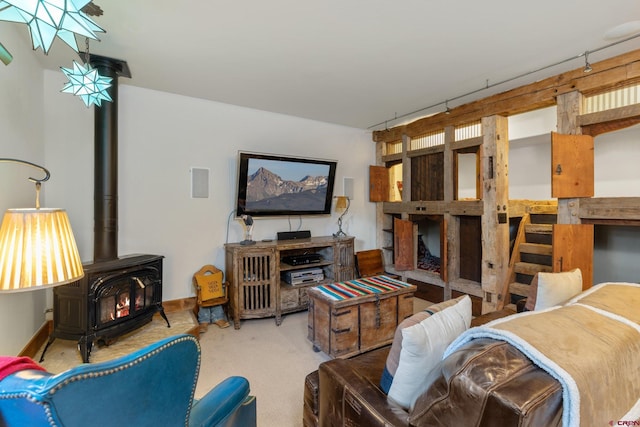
left=0, top=0, right=104, bottom=54
left=61, top=37, right=112, bottom=107
left=0, top=158, right=84, bottom=292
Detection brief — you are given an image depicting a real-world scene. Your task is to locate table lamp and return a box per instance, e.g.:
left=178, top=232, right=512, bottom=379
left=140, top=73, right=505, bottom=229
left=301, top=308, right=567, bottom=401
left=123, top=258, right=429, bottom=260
left=333, top=196, right=350, bottom=238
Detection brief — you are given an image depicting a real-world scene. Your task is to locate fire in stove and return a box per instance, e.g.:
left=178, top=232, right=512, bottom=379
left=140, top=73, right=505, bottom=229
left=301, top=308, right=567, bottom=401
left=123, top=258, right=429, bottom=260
left=117, top=294, right=130, bottom=318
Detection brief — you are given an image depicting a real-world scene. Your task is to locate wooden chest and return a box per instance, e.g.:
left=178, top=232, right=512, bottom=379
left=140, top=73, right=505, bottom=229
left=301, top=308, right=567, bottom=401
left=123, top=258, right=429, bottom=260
left=307, top=276, right=416, bottom=358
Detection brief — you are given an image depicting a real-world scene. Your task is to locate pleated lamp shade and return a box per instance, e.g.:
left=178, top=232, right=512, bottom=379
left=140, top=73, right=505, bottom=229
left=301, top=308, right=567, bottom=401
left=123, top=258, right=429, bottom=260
left=0, top=208, right=84, bottom=292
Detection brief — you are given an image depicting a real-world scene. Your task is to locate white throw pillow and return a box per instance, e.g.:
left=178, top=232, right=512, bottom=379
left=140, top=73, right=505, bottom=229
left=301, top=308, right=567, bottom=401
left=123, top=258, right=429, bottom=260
left=379, top=296, right=467, bottom=394
left=525, top=268, right=582, bottom=311
left=387, top=295, right=471, bottom=410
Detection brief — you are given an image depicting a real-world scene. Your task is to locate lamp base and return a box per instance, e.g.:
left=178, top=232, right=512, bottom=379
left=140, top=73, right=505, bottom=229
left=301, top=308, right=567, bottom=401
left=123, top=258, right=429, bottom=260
left=333, top=228, right=347, bottom=238
left=240, top=240, right=256, bottom=246
left=333, top=215, right=348, bottom=238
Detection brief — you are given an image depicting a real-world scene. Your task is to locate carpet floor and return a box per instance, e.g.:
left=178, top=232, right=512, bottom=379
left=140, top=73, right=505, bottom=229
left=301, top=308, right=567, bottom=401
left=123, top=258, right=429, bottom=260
left=37, top=298, right=433, bottom=426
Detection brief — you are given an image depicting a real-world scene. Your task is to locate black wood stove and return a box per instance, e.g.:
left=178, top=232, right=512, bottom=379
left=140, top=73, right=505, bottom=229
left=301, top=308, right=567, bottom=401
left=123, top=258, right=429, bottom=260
left=40, top=55, right=170, bottom=363
left=41, top=254, right=169, bottom=362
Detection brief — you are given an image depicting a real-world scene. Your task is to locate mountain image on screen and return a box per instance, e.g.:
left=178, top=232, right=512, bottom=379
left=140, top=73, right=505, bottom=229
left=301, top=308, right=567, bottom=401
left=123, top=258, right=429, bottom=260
left=246, top=167, right=328, bottom=211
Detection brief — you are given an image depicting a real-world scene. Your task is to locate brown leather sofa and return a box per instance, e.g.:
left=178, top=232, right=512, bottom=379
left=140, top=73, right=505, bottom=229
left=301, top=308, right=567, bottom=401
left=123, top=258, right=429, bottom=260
left=303, top=307, right=563, bottom=427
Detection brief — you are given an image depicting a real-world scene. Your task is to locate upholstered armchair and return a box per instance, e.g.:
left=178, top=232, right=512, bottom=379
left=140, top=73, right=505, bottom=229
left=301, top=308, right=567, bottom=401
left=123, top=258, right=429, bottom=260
left=0, top=334, right=256, bottom=427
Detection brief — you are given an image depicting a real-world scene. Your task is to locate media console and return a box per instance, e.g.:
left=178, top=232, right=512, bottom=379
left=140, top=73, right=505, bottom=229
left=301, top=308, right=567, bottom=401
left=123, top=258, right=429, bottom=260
left=224, top=236, right=355, bottom=329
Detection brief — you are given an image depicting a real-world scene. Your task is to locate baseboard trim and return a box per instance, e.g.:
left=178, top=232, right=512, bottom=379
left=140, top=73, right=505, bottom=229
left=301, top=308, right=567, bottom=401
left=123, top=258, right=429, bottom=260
left=19, top=297, right=199, bottom=359
left=19, top=320, right=52, bottom=359
left=163, top=296, right=197, bottom=314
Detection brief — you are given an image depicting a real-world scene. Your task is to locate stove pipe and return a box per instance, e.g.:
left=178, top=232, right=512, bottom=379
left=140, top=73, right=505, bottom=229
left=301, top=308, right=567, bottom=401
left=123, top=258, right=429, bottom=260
left=89, top=55, right=131, bottom=262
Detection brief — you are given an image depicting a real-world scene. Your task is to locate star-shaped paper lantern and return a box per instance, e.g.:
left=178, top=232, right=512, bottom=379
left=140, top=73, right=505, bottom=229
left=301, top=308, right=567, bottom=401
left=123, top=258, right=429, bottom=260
left=0, top=0, right=104, bottom=54
left=61, top=60, right=112, bottom=107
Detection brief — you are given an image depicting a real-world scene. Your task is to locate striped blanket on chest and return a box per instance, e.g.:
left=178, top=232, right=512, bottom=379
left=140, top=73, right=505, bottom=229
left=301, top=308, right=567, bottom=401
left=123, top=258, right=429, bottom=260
left=314, top=275, right=412, bottom=300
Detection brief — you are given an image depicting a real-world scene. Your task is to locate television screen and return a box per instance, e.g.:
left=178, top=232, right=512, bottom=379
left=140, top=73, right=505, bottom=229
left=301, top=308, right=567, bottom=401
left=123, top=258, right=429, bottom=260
left=235, top=151, right=337, bottom=217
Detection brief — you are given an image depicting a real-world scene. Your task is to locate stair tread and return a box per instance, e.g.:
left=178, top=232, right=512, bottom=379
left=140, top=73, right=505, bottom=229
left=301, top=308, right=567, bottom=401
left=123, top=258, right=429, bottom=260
left=509, top=282, right=531, bottom=297
left=514, top=261, right=553, bottom=275
left=525, top=224, right=553, bottom=234
left=529, top=207, right=558, bottom=215
left=519, top=242, right=553, bottom=255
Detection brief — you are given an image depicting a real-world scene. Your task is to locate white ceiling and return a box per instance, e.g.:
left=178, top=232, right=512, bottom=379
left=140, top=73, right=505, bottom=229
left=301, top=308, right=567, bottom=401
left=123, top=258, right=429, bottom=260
left=7, top=0, right=640, bottom=130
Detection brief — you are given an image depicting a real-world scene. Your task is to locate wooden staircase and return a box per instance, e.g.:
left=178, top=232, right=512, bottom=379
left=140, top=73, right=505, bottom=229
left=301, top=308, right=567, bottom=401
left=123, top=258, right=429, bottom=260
left=501, top=211, right=557, bottom=308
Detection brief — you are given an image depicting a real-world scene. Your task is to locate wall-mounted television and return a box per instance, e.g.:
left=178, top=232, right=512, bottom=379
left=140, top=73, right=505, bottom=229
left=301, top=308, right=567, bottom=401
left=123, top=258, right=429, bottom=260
left=235, top=151, right=338, bottom=217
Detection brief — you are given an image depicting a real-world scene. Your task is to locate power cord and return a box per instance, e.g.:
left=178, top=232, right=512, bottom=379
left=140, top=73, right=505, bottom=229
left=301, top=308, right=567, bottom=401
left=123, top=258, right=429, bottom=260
left=287, top=215, right=303, bottom=231
left=225, top=209, right=236, bottom=244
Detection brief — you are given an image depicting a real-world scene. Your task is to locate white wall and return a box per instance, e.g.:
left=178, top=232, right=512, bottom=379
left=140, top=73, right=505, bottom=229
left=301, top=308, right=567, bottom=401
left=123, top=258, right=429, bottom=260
left=43, top=72, right=376, bottom=301
left=593, top=125, right=640, bottom=197
left=507, top=106, right=556, bottom=200
left=0, top=27, right=49, bottom=355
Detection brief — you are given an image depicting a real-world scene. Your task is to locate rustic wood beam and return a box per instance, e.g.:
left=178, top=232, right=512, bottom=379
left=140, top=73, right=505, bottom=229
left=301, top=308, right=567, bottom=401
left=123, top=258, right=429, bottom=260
left=451, top=136, right=483, bottom=151
left=373, top=49, right=640, bottom=143
left=406, top=145, right=445, bottom=158
left=579, top=104, right=640, bottom=136
left=578, top=197, right=640, bottom=222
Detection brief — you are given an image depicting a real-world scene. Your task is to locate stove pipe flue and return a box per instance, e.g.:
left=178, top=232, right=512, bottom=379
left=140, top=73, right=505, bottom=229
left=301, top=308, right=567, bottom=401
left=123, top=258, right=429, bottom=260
left=89, top=54, right=131, bottom=262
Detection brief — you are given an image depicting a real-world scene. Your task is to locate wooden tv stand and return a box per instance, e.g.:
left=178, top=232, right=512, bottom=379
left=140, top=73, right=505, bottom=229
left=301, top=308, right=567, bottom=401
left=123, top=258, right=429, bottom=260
left=224, top=236, right=355, bottom=329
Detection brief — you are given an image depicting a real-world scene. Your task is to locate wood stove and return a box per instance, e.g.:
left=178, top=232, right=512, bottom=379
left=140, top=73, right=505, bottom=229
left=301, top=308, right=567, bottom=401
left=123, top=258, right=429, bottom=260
left=39, top=55, right=170, bottom=363
left=41, top=254, right=170, bottom=363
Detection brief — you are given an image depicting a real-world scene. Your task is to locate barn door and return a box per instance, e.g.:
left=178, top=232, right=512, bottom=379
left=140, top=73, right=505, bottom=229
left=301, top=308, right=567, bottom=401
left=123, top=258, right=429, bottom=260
left=369, top=165, right=389, bottom=202
left=552, top=224, right=594, bottom=290
left=551, top=132, right=594, bottom=198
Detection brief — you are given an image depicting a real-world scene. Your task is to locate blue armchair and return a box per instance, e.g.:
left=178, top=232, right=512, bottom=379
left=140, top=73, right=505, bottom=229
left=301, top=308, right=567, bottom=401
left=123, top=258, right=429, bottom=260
left=0, top=334, right=256, bottom=427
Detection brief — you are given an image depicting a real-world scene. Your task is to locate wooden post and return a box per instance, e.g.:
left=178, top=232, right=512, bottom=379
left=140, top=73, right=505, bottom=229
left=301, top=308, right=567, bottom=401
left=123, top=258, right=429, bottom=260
left=444, top=126, right=455, bottom=300
left=481, top=115, right=510, bottom=314
left=556, top=91, right=583, bottom=225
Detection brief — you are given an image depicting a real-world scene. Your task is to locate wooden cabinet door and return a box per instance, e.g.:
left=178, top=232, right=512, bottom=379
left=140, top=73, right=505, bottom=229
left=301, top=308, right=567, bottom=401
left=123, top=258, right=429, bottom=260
left=459, top=216, right=482, bottom=282
left=369, top=165, right=389, bottom=202
left=552, top=224, right=594, bottom=290
left=551, top=132, right=594, bottom=198
left=394, top=218, right=414, bottom=271
left=333, top=239, right=355, bottom=282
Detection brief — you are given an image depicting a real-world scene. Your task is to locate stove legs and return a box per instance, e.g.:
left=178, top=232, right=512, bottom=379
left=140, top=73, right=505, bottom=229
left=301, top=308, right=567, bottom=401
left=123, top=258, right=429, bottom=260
left=158, top=304, right=171, bottom=328
left=78, top=336, right=93, bottom=363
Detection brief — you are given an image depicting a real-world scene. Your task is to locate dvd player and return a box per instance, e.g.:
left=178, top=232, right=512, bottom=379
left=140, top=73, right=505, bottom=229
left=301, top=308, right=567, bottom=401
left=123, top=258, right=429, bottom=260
left=282, top=254, right=323, bottom=266
left=282, top=268, right=324, bottom=285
